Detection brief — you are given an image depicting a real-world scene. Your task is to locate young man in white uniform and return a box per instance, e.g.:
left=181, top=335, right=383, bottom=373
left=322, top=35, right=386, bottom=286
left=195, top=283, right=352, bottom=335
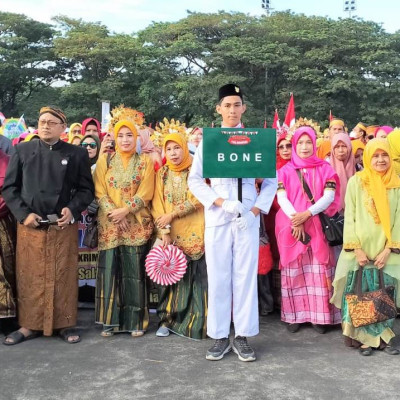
left=188, top=84, right=277, bottom=361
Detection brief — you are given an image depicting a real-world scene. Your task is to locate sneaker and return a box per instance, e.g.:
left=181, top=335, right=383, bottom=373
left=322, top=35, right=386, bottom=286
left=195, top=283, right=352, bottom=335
left=156, top=326, right=170, bottom=337
left=232, top=336, right=256, bottom=362
left=206, top=338, right=231, bottom=361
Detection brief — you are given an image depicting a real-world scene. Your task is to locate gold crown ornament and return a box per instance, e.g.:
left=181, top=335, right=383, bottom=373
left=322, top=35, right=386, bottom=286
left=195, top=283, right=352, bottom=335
left=290, top=117, right=322, bottom=139
left=151, top=118, right=188, bottom=147
left=107, top=105, right=145, bottom=133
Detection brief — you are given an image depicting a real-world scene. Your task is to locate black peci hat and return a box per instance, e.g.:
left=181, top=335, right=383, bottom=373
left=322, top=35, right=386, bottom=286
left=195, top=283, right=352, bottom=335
left=218, top=84, right=243, bottom=101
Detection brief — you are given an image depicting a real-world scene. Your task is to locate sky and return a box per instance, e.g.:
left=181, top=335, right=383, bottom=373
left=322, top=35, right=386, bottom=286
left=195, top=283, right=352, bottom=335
left=2, top=0, right=399, bottom=34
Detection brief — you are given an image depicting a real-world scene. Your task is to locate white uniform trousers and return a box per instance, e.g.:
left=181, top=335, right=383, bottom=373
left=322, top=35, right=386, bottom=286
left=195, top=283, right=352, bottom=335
left=205, top=217, right=260, bottom=339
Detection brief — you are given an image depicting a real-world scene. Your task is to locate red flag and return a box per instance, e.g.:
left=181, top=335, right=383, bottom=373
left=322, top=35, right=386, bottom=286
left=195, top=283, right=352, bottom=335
left=284, top=94, right=295, bottom=128
left=263, top=119, right=267, bottom=129
left=329, top=110, right=333, bottom=121
left=272, top=109, right=280, bottom=129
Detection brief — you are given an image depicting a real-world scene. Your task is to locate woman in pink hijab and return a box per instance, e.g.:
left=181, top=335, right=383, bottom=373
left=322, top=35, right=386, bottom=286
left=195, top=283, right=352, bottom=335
left=276, top=126, right=341, bottom=334
left=138, top=127, right=163, bottom=171
left=375, top=126, right=393, bottom=139
left=330, top=133, right=355, bottom=213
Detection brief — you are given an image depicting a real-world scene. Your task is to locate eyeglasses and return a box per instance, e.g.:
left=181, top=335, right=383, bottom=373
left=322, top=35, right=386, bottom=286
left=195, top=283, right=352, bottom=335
left=39, top=120, right=63, bottom=127
left=278, top=144, right=292, bottom=150
left=81, top=142, right=97, bottom=149
left=72, top=129, right=81, bottom=134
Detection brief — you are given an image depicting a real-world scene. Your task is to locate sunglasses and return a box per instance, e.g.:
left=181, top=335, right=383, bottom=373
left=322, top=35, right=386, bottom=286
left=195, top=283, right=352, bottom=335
left=367, top=135, right=375, bottom=140
left=278, top=144, right=292, bottom=150
left=81, top=142, right=97, bottom=149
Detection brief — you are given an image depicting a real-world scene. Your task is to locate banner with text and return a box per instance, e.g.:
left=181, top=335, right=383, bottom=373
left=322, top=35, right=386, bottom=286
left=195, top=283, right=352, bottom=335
left=78, top=211, right=98, bottom=288
left=203, top=128, right=276, bottom=178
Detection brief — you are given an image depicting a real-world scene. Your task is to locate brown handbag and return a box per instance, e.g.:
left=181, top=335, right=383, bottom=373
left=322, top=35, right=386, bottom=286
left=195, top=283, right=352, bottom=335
left=345, top=268, right=397, bottom=328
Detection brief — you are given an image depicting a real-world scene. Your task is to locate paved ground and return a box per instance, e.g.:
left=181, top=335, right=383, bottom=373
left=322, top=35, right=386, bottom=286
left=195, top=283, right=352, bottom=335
left=1, top=309, right=400, bottom=400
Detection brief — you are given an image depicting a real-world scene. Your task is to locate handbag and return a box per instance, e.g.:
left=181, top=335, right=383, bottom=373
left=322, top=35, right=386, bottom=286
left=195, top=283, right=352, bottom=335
left=83, top=216, right=98, bottom=249
left=296, top=170, right=344, bottom=246
left=345, top=268, right=397, bottom=328
left=258, top=215, right=273, bottom=275
left=82, top=153, right=111, bottom=249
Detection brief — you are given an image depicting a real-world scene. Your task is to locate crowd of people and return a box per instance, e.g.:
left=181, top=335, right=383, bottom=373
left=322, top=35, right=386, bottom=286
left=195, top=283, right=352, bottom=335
left=0, top=83, right=399, bottom=362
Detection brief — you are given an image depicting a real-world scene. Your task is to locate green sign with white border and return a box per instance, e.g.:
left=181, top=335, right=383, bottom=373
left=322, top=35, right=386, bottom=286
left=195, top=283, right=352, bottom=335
left=203, top=127, right=276, bottom=178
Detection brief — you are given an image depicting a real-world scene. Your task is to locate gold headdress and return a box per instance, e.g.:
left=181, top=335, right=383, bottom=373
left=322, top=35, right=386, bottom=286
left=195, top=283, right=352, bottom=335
left=151, top=118, right=188, bottom=147
left=290, top=117, right=322, bottom=139
left=107, top=105, right=145, bottom=133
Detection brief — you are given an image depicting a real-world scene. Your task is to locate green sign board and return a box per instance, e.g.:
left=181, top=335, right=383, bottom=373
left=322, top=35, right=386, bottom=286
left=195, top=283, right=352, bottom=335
left=203, top=128, right=276, bottom=178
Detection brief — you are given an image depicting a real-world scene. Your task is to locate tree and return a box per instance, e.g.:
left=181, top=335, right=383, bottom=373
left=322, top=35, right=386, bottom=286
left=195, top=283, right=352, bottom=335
left=6, top=11, right=400, bottom=129
left=0, top=12, right=64, bottom=118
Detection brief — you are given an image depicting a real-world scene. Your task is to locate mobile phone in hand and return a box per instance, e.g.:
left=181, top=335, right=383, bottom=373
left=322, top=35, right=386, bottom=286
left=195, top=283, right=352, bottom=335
left=292, top=229, right=311, bottom=245
left=47, top=214, right=59, bottom=224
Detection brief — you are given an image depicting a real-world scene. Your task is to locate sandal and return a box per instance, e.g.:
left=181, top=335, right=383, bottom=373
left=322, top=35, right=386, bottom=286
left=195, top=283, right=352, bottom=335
left=101, top=330, right=114, bottom=337
left=59, top=328, right=81, bottom=344
left=3, top=330, right=41, bottom=346
left=131, top=330, right=144, bottom=338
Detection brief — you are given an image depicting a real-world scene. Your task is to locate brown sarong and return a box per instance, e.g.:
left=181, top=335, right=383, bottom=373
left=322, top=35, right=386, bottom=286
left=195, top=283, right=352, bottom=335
left=16, top=223, right=79, bottom=336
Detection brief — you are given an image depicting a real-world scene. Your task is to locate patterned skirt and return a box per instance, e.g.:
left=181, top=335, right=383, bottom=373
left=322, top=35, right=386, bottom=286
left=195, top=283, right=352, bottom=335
left=341, top=268, right=396, bottom=348
left=16, top=223, right=79, bottom=335
left=0, top=214, right=16, bottom=318
left=281, top=247, right=341, bottom=325
left=157, top=255, right=208, bottom=340
left=95, top=244, right=149, bottom=332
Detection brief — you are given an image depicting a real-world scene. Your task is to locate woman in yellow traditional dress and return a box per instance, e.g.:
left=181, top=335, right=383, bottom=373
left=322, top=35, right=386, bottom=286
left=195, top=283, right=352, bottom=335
left=94, top=119, right=155, bottom=338
left=151, top=132, right=207, bottom=339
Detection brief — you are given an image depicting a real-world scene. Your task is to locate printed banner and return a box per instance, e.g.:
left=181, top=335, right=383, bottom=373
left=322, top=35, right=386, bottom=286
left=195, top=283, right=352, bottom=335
left=78, top=211, right=98, bottom=287
left=203, top=128, right=276, bottom=178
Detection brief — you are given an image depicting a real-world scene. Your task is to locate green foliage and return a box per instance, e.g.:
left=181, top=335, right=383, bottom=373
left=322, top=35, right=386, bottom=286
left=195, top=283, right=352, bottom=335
left=2, top=11, right=400, bottom=129
left=0, top=12, right=62, bottom=117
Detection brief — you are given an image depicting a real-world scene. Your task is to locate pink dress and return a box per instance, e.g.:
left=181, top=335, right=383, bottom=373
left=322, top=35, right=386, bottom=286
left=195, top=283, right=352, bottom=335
left=276, top=127, right=342, bottom=325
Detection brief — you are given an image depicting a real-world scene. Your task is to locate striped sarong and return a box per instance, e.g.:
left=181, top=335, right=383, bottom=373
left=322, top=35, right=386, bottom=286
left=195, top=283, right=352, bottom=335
left=157, top=255, right=208, bottom=340
left=95, top=244, right=149, bottom=332
left=281, top=247, right=341, bottom=325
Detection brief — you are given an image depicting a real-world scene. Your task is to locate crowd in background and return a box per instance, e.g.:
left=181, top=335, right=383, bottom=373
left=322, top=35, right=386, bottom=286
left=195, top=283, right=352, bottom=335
left=0, top=101, right=400, bottom=360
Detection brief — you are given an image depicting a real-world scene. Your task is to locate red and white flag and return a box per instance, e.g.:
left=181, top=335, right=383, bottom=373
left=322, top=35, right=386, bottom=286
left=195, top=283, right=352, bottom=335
left=329, top=110, right=333, bottom=121
left=272, top=109, right=280, bottom=130
left=283, top=93, right=295, bottom=128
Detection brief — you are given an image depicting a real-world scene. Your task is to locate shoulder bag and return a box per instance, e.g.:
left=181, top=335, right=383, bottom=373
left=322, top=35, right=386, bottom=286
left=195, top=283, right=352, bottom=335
left=296, top=169, right=344, bottom=246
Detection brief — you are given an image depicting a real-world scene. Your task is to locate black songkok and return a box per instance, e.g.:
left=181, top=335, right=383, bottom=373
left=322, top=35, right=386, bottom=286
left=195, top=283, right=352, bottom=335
left=218, top=84, right=243, bottom=101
